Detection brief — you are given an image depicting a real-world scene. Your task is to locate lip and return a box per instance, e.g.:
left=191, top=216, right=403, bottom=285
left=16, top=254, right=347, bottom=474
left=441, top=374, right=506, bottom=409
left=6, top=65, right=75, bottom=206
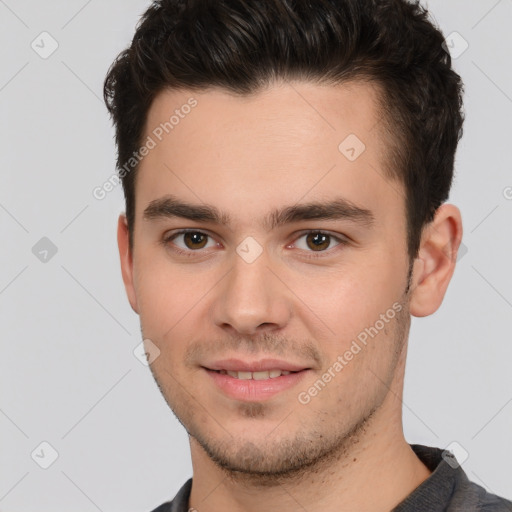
left=204, top=358, right=310, bottom=372
left=204, top=367, right=311, bottom=401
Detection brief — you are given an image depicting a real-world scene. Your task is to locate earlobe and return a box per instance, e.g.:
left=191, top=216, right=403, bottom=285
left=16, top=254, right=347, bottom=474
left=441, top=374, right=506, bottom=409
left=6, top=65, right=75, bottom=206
left=117, top=213, right=139, bottom=314
left=409, top=204, right=463, bottom=317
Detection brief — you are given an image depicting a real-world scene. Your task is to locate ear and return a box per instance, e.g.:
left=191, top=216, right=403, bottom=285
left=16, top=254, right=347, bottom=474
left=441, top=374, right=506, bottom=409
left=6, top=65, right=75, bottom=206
left=409, top=203, right=463, bottom=317
left=117, top=213, right=139, bottom=314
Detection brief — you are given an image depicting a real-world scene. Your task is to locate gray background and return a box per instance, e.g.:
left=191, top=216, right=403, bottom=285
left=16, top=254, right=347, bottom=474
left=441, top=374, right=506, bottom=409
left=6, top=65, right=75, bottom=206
left=1, top=0, right=511, bottom=510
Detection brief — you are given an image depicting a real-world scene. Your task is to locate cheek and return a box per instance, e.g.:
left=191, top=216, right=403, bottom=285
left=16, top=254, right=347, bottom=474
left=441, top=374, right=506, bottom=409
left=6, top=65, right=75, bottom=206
left=291, top=259, right=400, bottom=342
left=133, top=253, right=200, bottom=340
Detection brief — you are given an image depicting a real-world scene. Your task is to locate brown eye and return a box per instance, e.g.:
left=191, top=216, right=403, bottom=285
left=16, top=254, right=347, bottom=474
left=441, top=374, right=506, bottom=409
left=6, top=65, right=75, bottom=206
left=164, top=230, right=216, bottom=253
left=182, top=232, right=208, bottom=249
left=292, top=230, right=346, bottom=257
left=305, top=232, right=331, bottom=251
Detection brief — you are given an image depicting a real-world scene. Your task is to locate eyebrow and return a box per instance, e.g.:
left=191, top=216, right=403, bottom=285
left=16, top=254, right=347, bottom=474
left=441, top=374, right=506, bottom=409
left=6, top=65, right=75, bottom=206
left=143, top=194, right=375, bottom=230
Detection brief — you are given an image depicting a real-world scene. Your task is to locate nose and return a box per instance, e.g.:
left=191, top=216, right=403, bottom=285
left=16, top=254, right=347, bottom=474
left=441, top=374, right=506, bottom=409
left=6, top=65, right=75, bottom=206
left=211, top=247, right=292, bottom=336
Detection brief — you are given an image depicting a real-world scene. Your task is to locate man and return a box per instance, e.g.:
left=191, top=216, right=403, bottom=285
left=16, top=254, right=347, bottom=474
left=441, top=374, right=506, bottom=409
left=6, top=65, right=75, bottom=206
left=104, top=0, right=512, bottom=510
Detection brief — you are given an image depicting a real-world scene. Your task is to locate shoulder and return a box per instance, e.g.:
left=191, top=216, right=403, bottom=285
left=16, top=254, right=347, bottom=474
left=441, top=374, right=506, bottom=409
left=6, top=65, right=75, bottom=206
left=403, top=445, right=512, bottom=512
left=456, top=479, right=512, bottom=511
left=148, top=503, right=172, bottom=512
left=446, top=462, right=512, bottom=511
left=146, top=478, right=193, bottom=512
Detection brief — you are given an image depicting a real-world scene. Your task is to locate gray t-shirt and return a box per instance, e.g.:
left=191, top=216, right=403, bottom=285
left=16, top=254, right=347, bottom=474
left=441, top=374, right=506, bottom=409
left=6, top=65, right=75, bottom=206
left=149, top=444, right=512, bottom=511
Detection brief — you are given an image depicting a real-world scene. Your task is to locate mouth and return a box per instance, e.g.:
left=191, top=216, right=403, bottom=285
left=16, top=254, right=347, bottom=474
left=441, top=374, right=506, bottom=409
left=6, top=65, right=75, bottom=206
left=209, top=368, right=303, bottom=380
left=202, top=365, right=311, bottom=401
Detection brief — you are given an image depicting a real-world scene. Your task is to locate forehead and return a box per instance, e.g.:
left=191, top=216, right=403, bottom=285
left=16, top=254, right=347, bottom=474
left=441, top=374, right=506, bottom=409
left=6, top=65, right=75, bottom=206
left=146, top=79, right=384, bottom=147
left=136, top=80, right=404, bottom=231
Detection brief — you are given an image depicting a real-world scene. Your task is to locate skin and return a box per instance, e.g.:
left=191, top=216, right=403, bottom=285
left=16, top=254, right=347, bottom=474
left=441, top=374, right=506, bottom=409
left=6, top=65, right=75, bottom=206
left=117, top=80, right=463, bottom=512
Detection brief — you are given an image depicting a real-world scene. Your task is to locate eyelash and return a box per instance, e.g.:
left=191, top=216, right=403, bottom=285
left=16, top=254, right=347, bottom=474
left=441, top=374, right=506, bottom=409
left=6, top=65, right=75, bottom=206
left=161, top=229, right=349, bottom=260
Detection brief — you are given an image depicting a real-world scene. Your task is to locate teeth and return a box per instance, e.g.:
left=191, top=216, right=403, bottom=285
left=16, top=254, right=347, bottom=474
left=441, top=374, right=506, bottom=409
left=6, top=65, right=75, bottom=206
left=219, top=369, right=293, bottom=379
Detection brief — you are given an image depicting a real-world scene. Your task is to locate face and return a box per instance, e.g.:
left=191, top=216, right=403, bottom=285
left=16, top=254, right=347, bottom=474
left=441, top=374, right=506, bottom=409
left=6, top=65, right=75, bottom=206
left=120, top=80, right=417, bottom=480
